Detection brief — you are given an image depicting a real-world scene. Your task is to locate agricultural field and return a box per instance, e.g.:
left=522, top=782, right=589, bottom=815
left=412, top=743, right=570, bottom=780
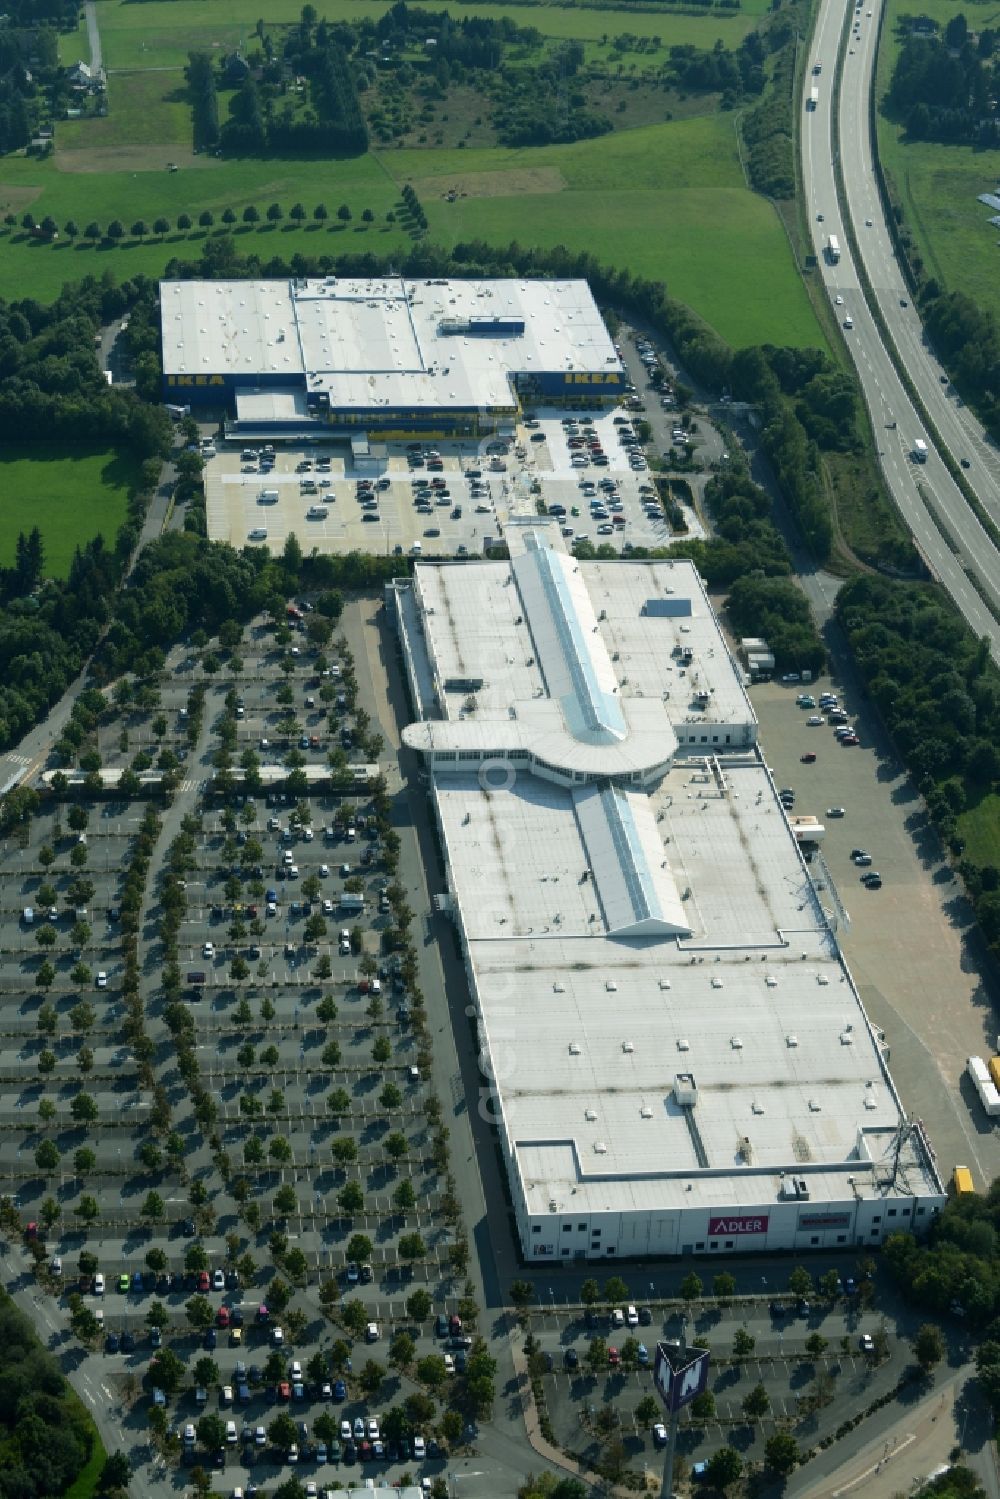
left=875, top=0, right=1000, bottom=321
left=0, top=0, right=822, bottom=349
left=0, top=445, right=139, bottom=578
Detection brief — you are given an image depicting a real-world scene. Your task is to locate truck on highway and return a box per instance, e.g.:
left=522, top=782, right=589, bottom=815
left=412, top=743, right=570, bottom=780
left=826, top=235, right=841, bottom=263
left=808, top=85, right=819, bottom=109
left=913, top=438, right=929, bottom=462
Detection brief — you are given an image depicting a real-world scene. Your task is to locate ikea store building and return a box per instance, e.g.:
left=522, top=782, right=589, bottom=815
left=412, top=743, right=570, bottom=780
left=160, top=276, right=625, bottom=440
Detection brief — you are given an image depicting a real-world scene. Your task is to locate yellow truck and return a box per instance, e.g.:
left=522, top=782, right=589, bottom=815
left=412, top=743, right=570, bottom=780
left=952, top=1165, right=975, bottom=1196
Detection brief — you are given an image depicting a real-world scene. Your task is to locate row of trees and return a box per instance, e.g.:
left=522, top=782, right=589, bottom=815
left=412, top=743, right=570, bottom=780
left=888, top=25, right=1000, bottom=149
left=6, top=202, right=383, bottom=243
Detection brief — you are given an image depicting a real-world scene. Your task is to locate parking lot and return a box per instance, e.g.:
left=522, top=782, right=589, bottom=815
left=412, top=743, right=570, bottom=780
left=201, top=402, right=701, bottom=559
left=0, top=610, right=490, bottom=1492
left=750, top=674, right=1000, bottom=1190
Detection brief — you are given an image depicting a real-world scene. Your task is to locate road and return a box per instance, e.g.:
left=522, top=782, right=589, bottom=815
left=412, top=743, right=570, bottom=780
left=802, top=0, right=1000, bottom=657
left=84, top=0, right=102, bottom=75
left=835, top=5, right=1000, bottom=513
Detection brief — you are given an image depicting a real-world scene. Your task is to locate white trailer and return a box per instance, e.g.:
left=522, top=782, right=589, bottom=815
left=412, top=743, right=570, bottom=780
left=967, top=1055, right=1000, bottom=1116
left=808, top=85, right=819, bottom=109
left=827, top=235, right=841, bottom=263
left=913, top=438, right=929, bottom=462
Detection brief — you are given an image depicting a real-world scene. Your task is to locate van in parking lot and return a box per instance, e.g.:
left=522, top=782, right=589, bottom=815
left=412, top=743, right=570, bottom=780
left=259, top=490, right=279, bottom=505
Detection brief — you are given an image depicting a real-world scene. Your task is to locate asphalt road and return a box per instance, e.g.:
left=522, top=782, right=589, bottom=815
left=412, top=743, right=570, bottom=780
left=802, top=0, right=1000, bottom=654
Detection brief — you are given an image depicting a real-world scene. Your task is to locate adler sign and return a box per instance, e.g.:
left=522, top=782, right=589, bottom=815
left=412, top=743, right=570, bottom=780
left=708, top=1214, right=769, bottom=1236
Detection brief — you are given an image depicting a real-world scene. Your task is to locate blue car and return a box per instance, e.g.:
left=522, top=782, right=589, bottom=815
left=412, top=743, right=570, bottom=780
left=204, top=1328, right=217, bottom=1350
left=637, top=1344, right=650, bottom=1366
left=333, top=1380, right=347, bottom=1402
left=105, top=1332, right=120, bottom=1354
left=266, top=889, right=277, bottom=904
left=131, top=1271, right=144, bottom=1292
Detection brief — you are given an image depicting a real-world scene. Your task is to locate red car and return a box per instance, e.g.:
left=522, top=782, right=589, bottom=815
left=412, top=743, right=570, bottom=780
left=608, top=1347, right=621, bottom=1367
left=800, top=752, right=817, bottom=763
left=216, top=1306, right=230, bottom=1328
left=198, top=1271, right=211, bottom=1292
left=278, top=1381, right=291, bottom=1401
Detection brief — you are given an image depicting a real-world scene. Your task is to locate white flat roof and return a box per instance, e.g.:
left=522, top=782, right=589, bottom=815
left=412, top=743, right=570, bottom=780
left=161, top=277, right=621, bottom=413
left=394, top=552, right=939, bottom=1224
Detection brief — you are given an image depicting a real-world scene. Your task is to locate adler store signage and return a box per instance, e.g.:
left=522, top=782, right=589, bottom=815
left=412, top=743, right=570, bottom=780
left=708, top=1215, right=769, bottom=1235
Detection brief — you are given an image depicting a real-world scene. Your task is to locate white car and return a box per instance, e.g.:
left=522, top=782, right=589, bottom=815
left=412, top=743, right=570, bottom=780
left=271, top=1326, right=284, bottom=1345
left=95, top=971, right=107, bottom=989
left=94, top=1272, right=105, bottom=1295
left=319, top=864, right=329, bottom=877
left=203, top=941, right=214, bottom=958
left=626, top=1305, right=639, bottom=1327
left=221, top=1385, right=233, bottom=1406
left=213, top=1269, right=225, bottom=1291
left=610, top=1307, right=625, bottom=1328
left=859, top=1332, right=875, bottom=1352
left=323, top=899, right=334, bottom=915
left=339, top=936, right=351, bottom=955
left=367, top=1417, right=379, bottom=1440
left=303, top=828, right=313, bottom=842
left=255, top=1425, right=266, bottom=1446
left=340, top=1419, right=352, bottom=1441
left=366, top=1322, right=379, bottom=1343
left=289, top=1361, right=302, bottom=1381
left=226, top=1420, right=238, bottom=1445
left=413, top=1434, right=427, bottom=1459
left=444, top=1353, right=455, bottom=1375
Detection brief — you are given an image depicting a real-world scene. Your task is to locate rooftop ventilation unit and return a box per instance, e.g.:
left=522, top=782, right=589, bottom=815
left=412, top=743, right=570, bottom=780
left=786, top=1034, right=798, bottom=1048
left=594, top=1141, right=607, bottom=1154
left=673, top=1072, right=697, bottom=1107
left=569, top=1041, right=581, bottom=1055
left=640, top=1105, right=653, bottom=1119
left=677, top=1038, right=690, bottom=1052
left=606, top=980, right=618, bottom=993
left=622, top=1040, right=634, bottom=1053
left=585, top=1108, right=597, bottom=1121
left=731, top=1036, right=743, bottom=1049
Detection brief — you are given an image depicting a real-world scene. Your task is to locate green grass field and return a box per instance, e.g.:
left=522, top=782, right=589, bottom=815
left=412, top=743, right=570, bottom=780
left=958, top=790, right=1000, bottom=866
left=83, top=0, right=762, bottom=71
left=876, top=0, right=1000, bottom=321
left=0, top=445, right=139, bottom=577
left=1, top=0, right=824, bottom=349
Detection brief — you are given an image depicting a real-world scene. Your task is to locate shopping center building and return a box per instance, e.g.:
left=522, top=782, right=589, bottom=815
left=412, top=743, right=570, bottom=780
left=160, top=276, right=624, bottom=439
left=389, top=527, right=945, bottom=1261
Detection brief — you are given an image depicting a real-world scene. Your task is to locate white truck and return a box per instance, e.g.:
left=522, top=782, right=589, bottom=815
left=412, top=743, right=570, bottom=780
left=913, top=438, right=929, bottom=462
left=826, top=235, right=841, bottom=264
left=808, top=85, right=819, bottom=109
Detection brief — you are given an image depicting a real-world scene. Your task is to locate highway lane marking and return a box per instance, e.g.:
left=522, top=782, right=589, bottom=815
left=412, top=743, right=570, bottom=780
left=832, top=1433, right=917, bottom=1496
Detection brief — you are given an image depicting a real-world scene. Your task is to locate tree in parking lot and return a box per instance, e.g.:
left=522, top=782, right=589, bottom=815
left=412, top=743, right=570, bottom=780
left=267, top=1088, right=285, bottom=1116
left=379, top=1082, right=401, bottom=1110
left=286, top=1308, right=307, bottom=1343
left=586, top=1337, right=608, bottom=1374
left=788, top=1266, right=813, bottom=1297
left=71, top=963, right=92, bottom=986
left=416, top=1354, right=447, bottom=1391
left=346, top=1234, right=373, bottom=1265
left=805, top=1332, right=828, bottom=1359
left=35, top=1139, right=60, bottom=1172
left=36, top=1001, right=57, bottom=1035
left=372, top=1036, right=391, bottom=1064
left=268, top=1412, right=298, bottom=1453
left=146, top=1301, right=168, bottom=1329
left=269, top=1135, right=292, bottom=1163
left=733, top=1328, right=755, bottom=1357
left=185, top=1295, right=213, bottom=1330
left=196, top=1413, right=225, bottom=1451
left=680, top=1272, right=703, bottom=1304
left=75, top=1195, right=98, bottom=1222
left=73, top=1147, right=95, bottom=1175
left=267, top=1279, right=291, bottom=1314
left=150, top=1345, right=185, bottom=1394
left=510, top=1280, right=535, bottom=1311
left=142, top=1191, right=165, bottom=1222
left=330, top=1137, right=356, bottom=1168
left=338, top=1181, right=363, bottom=1214
left=69, top=1001, right=95, bottom=1033
left=384, top=1131, right=407, bottom=1161
left=403, top=1289, right=431, bottom=1325
left=742, top=1383, right=770, bottom=1420
left=35, top=962, right=55, bottom=994
left=341, top=1300, right=367, bottom=1337
left=819, top=1269, right=842, bottom=1301
left=37, top=1048, right=55, bottom=1075
left=274, top=1480, right=307, bottom=1499
left=713, top=1272, right=737, bottom=1302
left=691, top=1390, right=716, bottom=1420
left=393, top=1180, right=416, bottom=1213
left=764, top=1432, right=800, bottom=1476
left=707, top=1447, right=743, bottom=1489
left=273, top=1185, right=297, bottom=1217
left=285, top=1248, right=308, bottom=1283
left=398, top=1233, right=426, bottom=1265
left=185, top=1243, right=208, bottom=1272
left=71, top=1092, right=98, bottom=1123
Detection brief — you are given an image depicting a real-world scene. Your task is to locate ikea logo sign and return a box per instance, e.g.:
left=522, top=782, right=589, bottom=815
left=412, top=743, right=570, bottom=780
left=166, top=375, right=226, bottom=388
left=564, top=372, right=622, bottom=385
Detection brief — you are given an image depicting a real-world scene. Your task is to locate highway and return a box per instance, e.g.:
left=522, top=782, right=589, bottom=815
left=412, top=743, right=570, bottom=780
left=801, top=0, right=1000, bottom=655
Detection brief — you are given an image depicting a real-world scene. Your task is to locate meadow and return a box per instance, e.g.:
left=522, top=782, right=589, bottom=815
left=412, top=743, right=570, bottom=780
left=875, top=0, right=1000, bottom=321
left=0, top=446, right=139, bottom=577
left=0, top=0, right=824, bottom=350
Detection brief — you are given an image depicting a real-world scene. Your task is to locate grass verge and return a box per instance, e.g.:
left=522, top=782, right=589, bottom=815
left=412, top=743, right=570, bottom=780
left=0, top=444, right=140, bottom=577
